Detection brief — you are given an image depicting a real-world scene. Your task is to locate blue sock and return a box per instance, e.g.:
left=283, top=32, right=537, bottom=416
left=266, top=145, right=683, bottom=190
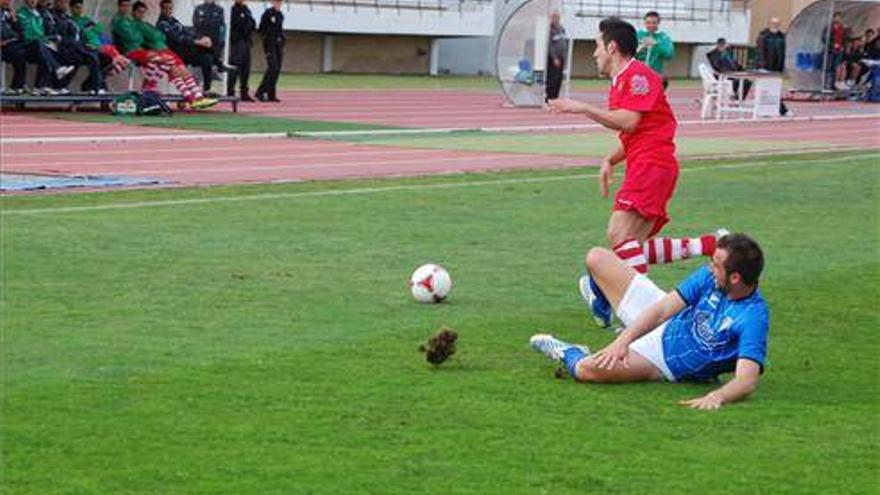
left=589, top=276, right=611, bottom=311
left=562, top=347, right=588, bottom=377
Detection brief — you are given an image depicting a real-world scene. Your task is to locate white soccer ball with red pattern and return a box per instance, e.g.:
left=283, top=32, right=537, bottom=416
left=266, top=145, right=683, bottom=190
left=408, top=264, right=453, bottom=303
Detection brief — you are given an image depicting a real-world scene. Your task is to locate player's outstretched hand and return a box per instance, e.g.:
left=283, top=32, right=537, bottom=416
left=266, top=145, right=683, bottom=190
left=679, top=392, right=724, bottom=411
left=591, top=337, right=630, bottom=370
left=546, top=98, right=583, bottom=114
left=599, top=158, right=614, bottom=198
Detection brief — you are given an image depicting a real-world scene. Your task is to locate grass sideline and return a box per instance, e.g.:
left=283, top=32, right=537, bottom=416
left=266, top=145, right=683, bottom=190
left=317, top=130, right=839, bottom=157
left=2, top=151, right=878, bottom=494
left=38, top=112, right=401, bottom=134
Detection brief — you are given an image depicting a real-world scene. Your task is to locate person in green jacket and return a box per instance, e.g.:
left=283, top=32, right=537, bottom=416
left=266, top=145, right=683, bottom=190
left=112, top=0, right=216, bottom=109
left=15, top=0, right=74, bottom=92
left=635, top=10, right=674, bottom=89
left=71, top=0, right=130, bottom=77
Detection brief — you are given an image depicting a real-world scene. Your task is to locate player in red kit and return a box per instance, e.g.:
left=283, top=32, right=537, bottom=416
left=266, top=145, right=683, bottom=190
left=548, top=17, right=723, bottom=328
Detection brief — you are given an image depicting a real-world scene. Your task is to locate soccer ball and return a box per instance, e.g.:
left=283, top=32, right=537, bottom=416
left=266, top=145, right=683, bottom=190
left=408, top=264, right=452, bottom=303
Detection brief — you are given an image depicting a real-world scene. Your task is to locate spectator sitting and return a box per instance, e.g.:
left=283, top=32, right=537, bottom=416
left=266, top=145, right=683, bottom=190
left=192, top=0, right=229, bottom=73
left=844, top=37, right=867, bottom=86
left=866, top=29, right=880, bottom=59
left=112, top=0, right=217, bottom=109
left=51, top=0, right=104, bottom=94
left=707, top=37, right=751, bottom=98
left=2, top=0, right=32, bottom=94
left=70, top=0, right=131, bottom=84
left=157, top=0, right=216, bottom=93
left=13, top=0, right=74, bottom=94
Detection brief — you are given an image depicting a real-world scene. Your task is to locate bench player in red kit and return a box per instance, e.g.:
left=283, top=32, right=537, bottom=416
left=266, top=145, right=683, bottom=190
left=548, top=17, right=724, bottom=328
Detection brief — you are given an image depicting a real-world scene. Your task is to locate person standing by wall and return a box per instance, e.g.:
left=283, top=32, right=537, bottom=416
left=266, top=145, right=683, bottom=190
left=544, top=10, right=567, bottom=101
left=823, top=12, right=850, bottom=90
left=227, top=0, right=254, bottom=101
left=756, top=17, right=785, bottom=72
left=755, top=17, right=788, bottom=115
left=635, top=11, right=674, bottom=89
left=255, top=0, right=283, bottom=102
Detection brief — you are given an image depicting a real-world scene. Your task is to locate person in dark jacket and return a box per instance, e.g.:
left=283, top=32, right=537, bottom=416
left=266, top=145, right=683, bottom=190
left=157, top=0, right=215, bottom=91
left=755, top=17, right=788, bottom=115
left=52, top=0, right=104, bottom=93
left=707, top=37, right=751, bottom=98
left=255, top=0, right=283, bottom=102
left=226, top=0, right=254, bottom=100
left=756, top=17, right=785, bottom=72
left=2, top=0, right=30, bottom=93
left=866, top=29, right=880, bottom=59
left=545, top=10, right=567, bottom=101
left=192, top=0, right=227, bottom=72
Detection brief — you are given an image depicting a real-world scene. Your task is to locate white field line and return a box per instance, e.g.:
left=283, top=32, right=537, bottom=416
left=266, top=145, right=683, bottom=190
left=5, top=153, right=584, bottom=177
left=0, top=147, right=467, bottom=169
left=1, top=132, right=289, bottom=145
left=2, top=152, right=877, bottom=216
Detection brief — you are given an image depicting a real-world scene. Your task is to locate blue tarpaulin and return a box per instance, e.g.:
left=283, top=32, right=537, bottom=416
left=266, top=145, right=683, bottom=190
left=0, top=173, right=163, bottom=191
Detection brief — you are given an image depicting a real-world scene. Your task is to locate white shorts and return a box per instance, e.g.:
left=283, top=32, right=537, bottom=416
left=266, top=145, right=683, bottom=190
left=619, top=273, right=676, bottom=382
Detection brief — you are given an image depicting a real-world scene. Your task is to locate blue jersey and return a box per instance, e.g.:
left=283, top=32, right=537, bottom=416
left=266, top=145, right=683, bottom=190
left=662, top=266, right=769, bottom=381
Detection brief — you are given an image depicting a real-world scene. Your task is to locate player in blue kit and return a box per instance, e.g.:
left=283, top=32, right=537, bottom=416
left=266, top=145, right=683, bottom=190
left=531, top=233, right=768, bottom=410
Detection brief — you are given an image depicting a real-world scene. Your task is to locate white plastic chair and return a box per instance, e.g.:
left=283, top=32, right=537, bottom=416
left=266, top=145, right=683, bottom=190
left=698, top=63, right=733, bottom=119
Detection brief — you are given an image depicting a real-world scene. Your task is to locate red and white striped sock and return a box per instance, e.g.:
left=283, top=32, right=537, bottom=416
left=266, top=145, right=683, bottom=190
left=169, top=76, right=194, bottom=101
left=643, top=234, right=718, bottom=265
left=183, top=74, right=203, bottom=100
left=614, top=238, right=649, bottom=274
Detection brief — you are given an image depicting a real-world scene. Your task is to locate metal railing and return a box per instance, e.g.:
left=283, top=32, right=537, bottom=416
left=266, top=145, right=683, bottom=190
left=567, top=0, right=749, bottom=22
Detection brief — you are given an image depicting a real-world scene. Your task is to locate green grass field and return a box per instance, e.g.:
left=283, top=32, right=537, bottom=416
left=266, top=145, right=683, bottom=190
left=331, top=131, right=840, bottom=157
left=2, top=151, right=879, bottom=494
left=39, top=112, right=401, bottom=134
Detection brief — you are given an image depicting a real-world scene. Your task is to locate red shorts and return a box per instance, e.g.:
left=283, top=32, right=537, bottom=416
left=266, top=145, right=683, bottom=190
left=613, top=162, right=678, bottom=237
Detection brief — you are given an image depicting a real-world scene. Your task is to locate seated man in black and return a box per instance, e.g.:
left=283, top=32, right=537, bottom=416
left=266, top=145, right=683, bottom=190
left=52, top=0, right=103, bottom=93
left=156, top=0, right=215, bottom=92
left=1, top=0, right=29, bottom=93
left=707, top=37, right=751, bottom=98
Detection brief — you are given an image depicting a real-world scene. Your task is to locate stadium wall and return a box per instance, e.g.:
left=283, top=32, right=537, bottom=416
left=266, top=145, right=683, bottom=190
left=249, top=32, right=323, bottom=73
left=247, top=34, right=431, bottom=74
left=568, top=40, right=693, bottom=78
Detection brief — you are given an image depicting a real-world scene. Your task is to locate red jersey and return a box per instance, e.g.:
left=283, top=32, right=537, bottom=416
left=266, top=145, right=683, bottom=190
left=831, top=23, right=845, bottom=50
left=608, top=59, right=678, bottom=171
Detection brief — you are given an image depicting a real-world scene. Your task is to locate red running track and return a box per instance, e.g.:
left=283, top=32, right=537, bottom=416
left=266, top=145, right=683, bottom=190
left=1, top=87, right=877, bottom=192
left=0, top=113, right=196, bottom=139
left=238, top=88, right=880, bottom=129
left=2, top=138, right=594, bottom=186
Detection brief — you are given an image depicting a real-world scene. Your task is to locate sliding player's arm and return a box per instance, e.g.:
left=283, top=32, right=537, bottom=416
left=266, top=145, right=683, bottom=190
left=591, top=291, right=686, bottom=370
left=680, top=359, right=761, bottom=410
left=547, top=99, right=641, bottom=132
